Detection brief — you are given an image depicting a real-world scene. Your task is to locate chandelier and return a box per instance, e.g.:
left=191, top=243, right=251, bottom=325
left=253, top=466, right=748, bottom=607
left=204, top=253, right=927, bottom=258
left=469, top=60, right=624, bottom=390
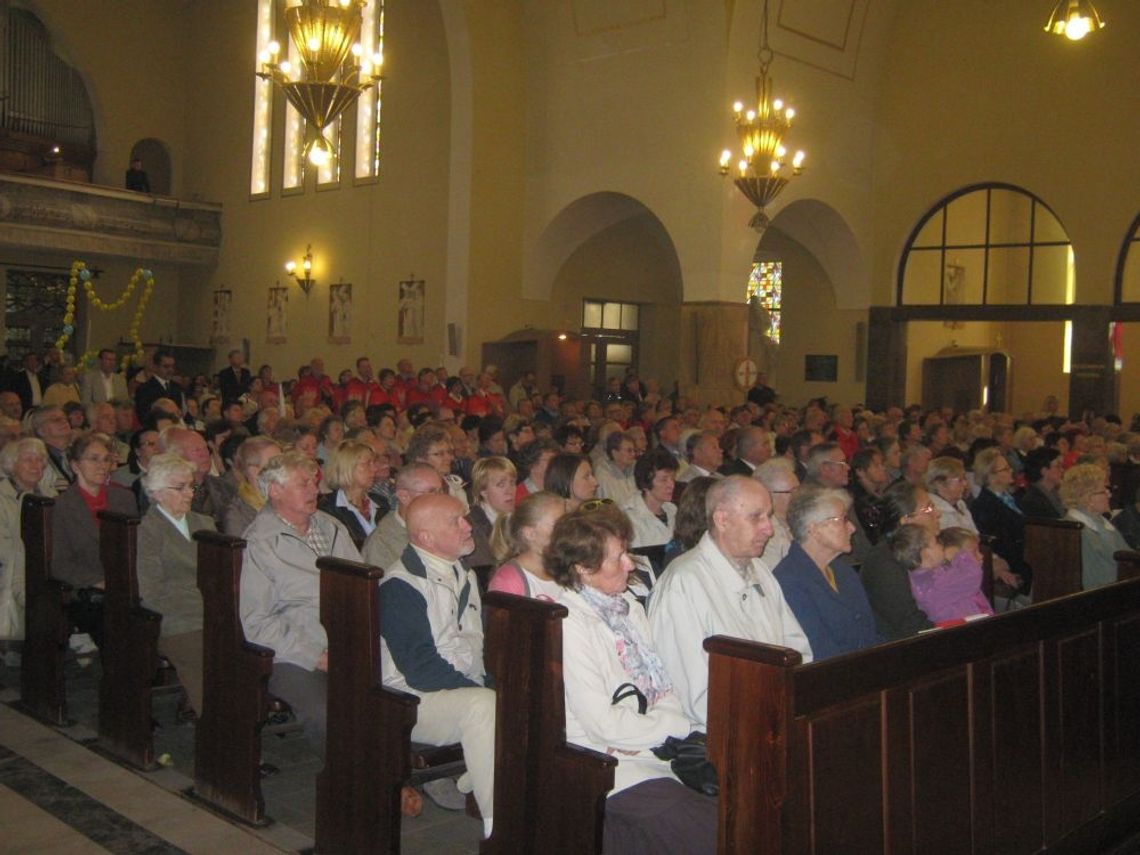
left=718, top=0, right=806, bottom=236
left=257, top=0, right=383, bottom=166
left=1043, top=0, right=1106, bottom=40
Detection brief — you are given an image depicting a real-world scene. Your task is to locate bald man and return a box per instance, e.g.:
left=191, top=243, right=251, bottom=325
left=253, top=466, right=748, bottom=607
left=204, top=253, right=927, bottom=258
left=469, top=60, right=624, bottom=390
left=361, top=463, right=444, bottom=569
left=378, top=493, right=496, bottom=837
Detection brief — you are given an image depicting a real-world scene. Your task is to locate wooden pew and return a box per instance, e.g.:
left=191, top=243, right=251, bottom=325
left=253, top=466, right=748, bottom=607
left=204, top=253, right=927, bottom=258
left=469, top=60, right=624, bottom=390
left=705, top=577, right=1140, bottom=854
left=187, top=531, right=273, bottom=826
left=314, top=556, right=419, bottom=854
left=1024, top=516, right=1083, bottom=602
left=1116, top=549, right=1140, bottom=581
left=482, top=592, right=616, bottom=854
left=95, top=510, right=161, bottom=771
left=18, top=494, right=71, bottom=726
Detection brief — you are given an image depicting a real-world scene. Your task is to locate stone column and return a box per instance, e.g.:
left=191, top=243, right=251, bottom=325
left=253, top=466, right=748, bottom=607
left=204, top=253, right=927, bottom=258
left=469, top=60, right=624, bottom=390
left=678, top=301, right=749, bottom=406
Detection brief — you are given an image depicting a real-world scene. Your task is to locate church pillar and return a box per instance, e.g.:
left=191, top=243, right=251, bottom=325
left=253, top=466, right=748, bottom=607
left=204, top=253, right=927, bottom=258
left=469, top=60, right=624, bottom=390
left=678, top=301, right=748, bottom=406
left=1067, top=307, right=1116, bottom=419
left=866, top=307, right=907, bottom=410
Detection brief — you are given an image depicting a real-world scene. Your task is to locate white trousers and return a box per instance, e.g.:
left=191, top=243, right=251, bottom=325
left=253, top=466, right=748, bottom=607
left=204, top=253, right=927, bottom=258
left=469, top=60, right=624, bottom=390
left=412, top=686, right=496, bottom=821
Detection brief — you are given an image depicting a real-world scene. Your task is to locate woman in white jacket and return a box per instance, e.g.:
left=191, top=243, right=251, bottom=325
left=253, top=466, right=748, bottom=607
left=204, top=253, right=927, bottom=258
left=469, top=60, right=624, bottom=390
left=545, top=504, right=716, bottom=854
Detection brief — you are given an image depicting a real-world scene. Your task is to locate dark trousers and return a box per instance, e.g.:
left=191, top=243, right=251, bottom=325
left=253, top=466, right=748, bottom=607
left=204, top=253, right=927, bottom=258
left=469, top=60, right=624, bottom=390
left=67, top=588, right=104, bottom=649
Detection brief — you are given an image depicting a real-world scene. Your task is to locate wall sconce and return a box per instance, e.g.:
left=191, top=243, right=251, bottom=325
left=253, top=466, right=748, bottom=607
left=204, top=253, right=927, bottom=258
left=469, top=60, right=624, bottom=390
left=285, top=244, right=315, bottom=296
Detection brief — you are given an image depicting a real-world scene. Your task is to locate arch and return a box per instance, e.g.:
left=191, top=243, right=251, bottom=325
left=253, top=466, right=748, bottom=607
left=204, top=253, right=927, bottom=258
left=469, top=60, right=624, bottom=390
left=526, top=191, right=683, bottom=304
left=896, top=183, right=1073, bottom=307
left=763, top=199, right=867, bottom=308
left=1115, top=211, right=1140, bottom=304
left=129, top=138, right=171, bottom=195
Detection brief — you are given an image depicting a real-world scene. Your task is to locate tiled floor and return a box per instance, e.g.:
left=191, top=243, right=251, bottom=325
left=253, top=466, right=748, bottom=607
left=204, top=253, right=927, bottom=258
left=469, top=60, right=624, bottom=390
left=0, top=654, right=481, bottom=854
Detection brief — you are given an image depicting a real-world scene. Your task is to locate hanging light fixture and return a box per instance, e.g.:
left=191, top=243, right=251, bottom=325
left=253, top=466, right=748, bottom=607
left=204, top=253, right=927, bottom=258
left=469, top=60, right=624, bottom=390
left=718, top=0, right=806, bottom=236
left=1044, top=0, right=1106, bottom=40
left=257, top=0, right=383, bottom=166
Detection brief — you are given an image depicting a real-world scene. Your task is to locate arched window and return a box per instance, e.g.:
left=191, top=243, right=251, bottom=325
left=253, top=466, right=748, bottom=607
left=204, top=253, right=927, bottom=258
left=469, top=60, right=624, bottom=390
left=897, top=184, right=1073, bottom=307
left=1115, top=213, right=1140, bottom=303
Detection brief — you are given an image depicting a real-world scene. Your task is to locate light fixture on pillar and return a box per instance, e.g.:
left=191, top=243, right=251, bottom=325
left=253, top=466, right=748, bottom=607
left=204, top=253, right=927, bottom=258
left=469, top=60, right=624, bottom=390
left=257, top=0, right=383, bottom=166
left=1044, top=0, right=1106, bottom=40
left=286, top=245, right=316, bottom=296
left=718, top=0, right=806, bottom=237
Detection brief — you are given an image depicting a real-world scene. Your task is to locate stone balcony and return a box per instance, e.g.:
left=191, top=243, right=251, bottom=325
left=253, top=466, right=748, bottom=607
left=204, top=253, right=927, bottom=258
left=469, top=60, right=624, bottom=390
left=0, top=173, right=222, bottom=266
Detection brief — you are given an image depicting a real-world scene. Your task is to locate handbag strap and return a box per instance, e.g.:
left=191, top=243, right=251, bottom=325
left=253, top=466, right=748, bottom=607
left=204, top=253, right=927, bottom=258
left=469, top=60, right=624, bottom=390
left=611, top=681, right=648, bottom=714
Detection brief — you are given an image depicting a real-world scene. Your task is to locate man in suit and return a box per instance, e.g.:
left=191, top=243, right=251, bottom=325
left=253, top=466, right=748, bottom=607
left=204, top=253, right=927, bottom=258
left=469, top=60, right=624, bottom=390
left=7, top=352, right=49, bottom=411
left=134, top=349, right=186, bottom=420
left=80, top=348, right=129, bottom=405
left=1016, top=447, right=1065, bottom=519
left=719, top=426, right=772, bottom=477
left=216, top=348, right=251, bottom=405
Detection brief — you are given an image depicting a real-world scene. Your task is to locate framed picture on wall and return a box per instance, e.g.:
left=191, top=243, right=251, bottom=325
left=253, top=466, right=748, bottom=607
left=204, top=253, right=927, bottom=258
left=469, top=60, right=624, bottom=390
left=267, top=286, right=288, bottom=344
left=329, top=282, right=352, bottom=344
left=398, top=277, right=425, bottom=344
left=804, top=354, right=838, bottom=382
left=210, top=288, right=231, bottom=345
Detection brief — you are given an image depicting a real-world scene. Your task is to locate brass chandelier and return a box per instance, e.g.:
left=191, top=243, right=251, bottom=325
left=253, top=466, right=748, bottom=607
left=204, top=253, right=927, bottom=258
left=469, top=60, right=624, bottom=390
left=257, top=0, right=383, bottom=166
left=718, top=0, right=806, bottom=236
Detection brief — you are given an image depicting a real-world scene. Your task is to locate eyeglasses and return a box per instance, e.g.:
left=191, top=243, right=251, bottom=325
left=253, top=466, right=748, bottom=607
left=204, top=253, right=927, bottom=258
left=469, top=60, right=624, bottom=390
left=822, top=459, right=850, bottom=469
left=818, top=515, right=847, bottom=525
left=912, top=503, right=937, bottom=516
left=165, top=483, right=195, bottom=493
left=579, top=498, right=615, bottom=512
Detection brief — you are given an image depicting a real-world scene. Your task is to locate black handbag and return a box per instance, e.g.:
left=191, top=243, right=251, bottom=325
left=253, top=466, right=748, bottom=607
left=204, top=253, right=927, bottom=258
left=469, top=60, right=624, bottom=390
left=610, top=683, right=719, bottom=797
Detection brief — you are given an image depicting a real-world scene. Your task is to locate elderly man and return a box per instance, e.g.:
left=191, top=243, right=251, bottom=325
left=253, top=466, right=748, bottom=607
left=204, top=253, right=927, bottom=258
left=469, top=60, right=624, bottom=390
left=87, top=402, right=130, bottom=465
left=240, top=451, right=360, bottom=757
left=362, top=463, right=444, bottom=569
left=719, top=425, right=771, bottom=477
left=803, top=441, right=877, bottom=563
left=754, top=457, right=799, bottom=566
left=80, top=348, right=129, bottom=405
left=679, top=430, right=724, bottom=482
left=160, top=426, right=229, bottom=523
left=31, top=405, right=73, bottom=493
left=649, top=476, right=811, bottom=728
left=594, top=430, right=638, bottom=505
left=379, top=493, right=496, bottom=837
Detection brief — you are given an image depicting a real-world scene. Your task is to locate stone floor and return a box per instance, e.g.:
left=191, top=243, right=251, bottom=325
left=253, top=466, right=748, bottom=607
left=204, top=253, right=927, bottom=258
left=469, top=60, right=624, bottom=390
left=0, top=653, right=482, bottom=854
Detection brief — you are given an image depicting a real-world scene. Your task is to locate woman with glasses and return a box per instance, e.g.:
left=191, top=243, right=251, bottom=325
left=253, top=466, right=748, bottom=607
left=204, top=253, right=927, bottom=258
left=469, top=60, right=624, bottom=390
left=857, top=480, right=939, bottom=640
left=970, top=447, right=1032, bottom=595
left=138, top=453, right=217, bottom=713
left=51, top=432, right=139, bottom=649
left=1061, top=463, right=1126, bottom=590
left=773, top=485, right=881, bottom=660
left=925, top=456, right=977, bottom=531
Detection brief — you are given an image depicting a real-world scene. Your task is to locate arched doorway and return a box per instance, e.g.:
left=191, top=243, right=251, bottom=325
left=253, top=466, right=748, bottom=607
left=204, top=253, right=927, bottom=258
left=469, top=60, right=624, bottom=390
left=129, top=138, right=171, bottom=195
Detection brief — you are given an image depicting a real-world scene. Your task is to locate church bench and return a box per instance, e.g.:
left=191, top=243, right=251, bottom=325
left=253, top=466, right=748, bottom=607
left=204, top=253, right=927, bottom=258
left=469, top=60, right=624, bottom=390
left=95, top=510, right=161, bottom=771
left=1116, top=549, right=1140, bottom=581
left=704, top=576, right=1140, bottom=854
left=187, top=530, right=273, bottom=826
left=1023, top=516, right=1083, bottom=602
left=481, top=591, right=615, bottom=854
left=314, top=555, right=419, bottom=854
left=18, top=494, right=71, bottom=726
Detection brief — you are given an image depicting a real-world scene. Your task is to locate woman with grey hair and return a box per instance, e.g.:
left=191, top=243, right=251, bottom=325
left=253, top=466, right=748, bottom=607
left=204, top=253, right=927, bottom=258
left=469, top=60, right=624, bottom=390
left=970, top=447, right=1031, bottom=594
left=138, top=452, right=216, bottom=713
left=1061, top=463, right=1126, bottom=590
left=0, top=438, right=50, bottom=650
left=773, top=485, right=881, bottom=660
left=754, top=457, right=798, bottom=566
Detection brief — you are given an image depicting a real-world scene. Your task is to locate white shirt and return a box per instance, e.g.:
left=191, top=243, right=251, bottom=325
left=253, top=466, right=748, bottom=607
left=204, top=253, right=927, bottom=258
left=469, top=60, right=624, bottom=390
left=648, top=532, right=812, bottom=728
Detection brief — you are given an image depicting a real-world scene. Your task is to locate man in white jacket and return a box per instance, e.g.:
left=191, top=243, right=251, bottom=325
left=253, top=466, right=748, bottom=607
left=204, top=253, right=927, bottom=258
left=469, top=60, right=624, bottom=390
left=649, top=475, right=812, bottom=728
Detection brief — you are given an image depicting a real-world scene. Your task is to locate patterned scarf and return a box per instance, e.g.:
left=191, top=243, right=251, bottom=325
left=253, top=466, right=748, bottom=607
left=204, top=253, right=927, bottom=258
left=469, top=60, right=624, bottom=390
left=577, top=584, right=673, bottom=705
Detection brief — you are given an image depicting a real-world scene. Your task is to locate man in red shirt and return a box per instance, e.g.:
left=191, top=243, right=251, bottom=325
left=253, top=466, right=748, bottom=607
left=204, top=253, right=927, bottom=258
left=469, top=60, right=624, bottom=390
left=344, top=356, right=383, bottom=406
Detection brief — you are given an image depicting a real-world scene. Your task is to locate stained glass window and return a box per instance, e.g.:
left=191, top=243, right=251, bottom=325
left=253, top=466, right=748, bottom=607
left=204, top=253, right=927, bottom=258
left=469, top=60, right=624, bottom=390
left=747, top=261, right=782, bottom=344
left=5, top=269, right=73, bottom=361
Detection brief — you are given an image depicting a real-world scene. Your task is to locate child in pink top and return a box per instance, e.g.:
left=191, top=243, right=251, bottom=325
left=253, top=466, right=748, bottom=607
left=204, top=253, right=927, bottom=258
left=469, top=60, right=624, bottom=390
left=892, top=524, right=994, bottom=624
left=486, top=491, right=567, bottom=602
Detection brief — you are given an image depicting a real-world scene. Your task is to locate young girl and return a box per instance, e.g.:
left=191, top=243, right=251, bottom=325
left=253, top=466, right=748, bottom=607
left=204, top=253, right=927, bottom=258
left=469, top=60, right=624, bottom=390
left=486, top=491, right=567, bottom=601
left=891, top=524, right=993, bottom=624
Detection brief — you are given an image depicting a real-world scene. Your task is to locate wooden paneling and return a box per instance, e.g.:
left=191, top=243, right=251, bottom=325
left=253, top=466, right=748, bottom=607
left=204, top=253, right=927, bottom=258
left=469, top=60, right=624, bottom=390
left=806, top=699, right=883, bottom=853
left=909, top=672, right=973, bottom=854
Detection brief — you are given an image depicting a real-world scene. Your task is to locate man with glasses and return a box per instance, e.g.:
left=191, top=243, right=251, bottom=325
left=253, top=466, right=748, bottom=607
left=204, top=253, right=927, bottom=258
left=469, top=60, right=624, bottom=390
left=407, top=423, right=468, bottom=511
left=804, top=442, right=876, bottom=563
left=362, top=463, right=444, bottom=570
left=30, top=405, right=74, bottom=493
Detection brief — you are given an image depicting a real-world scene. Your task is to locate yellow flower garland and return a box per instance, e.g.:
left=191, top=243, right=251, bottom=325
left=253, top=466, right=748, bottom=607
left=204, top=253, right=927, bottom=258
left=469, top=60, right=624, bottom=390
left=56, top=261, right=157, bottom=373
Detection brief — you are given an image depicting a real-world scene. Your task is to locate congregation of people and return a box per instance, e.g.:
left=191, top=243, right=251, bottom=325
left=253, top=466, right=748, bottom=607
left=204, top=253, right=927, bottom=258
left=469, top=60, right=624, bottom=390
left=4, top=342, right=1140, bottom=852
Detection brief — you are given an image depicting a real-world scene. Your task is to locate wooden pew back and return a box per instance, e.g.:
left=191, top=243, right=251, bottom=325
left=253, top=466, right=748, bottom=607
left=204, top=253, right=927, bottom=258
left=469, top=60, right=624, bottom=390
left=18, top=494, right=70, bottom=726
left=1024, top=516, right=1083, bottom=602
left=314, top=556, right=419, bottom=855
left=705, top=577, right=1140, bottom=854
left=188, top=531, right=273, bottom=826
left=482, top=592, right=616, bottom=854
left=96, top=510, right=160, bottom=771
left=1116, top=549, right=1140, bottom=582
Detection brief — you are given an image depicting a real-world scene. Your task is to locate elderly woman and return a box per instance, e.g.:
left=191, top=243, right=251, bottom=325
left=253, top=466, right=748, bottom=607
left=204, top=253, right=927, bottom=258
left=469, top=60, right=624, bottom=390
left=621, top=448, right=678, bottom=549
left=51, top=432, right=138, bottom=648
left=857, top=481, right=939, bottom=640
left=926, top=456, right=977, bottom=532
left=545, top=504, right=717, bottom=854
left=544, top=452, right=599, bottom=512
left=773, top=485, right=881, bottom=659
left=223, top=436, right=282, bottom=536
left=317, top=440, right=383, bottom=550
left=1061, top=463, right=1127, bottom=590
left=969, top=447, right=1031, bottom=594
left=138, top=453, right=217, bottom=713
left=754, top=457, right=799, bottom=566
left=0, top=438, right=50, bottom=647
left=464, top=456, right=518, bottom=569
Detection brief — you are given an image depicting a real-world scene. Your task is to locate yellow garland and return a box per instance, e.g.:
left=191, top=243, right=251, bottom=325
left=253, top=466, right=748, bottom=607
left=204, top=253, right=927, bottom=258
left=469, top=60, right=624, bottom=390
left=56, top=261, right=157, bottom=373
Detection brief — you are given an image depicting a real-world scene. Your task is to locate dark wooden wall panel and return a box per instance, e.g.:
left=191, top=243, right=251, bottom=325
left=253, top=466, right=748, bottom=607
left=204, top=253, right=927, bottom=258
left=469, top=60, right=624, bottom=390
left=909, top=672, right=973, bottom=854
left=805, top=699, right=884, bottom=853
left=1105, top=616, right=1140, bottom=802
left=987, top=649, right=1043, bottom=853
